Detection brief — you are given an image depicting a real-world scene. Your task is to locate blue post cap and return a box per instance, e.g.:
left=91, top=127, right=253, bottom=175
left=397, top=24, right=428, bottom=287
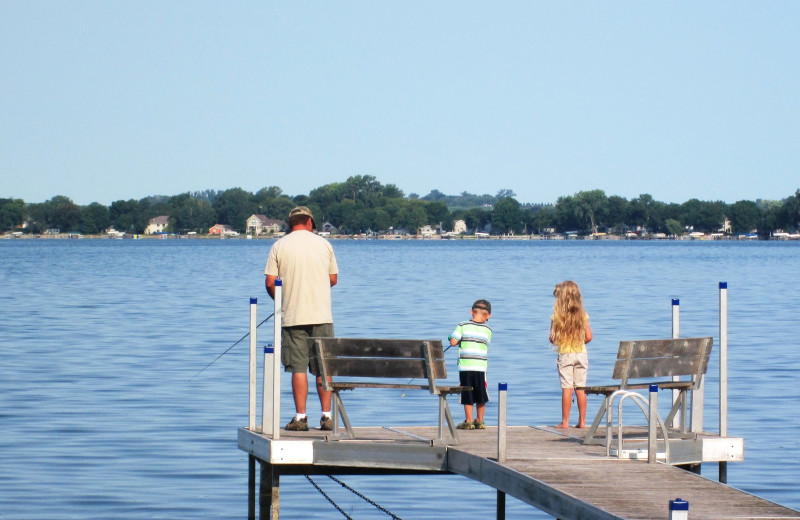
left=649, top=384, right=658, bottom=392
left=719, top=281, right=727, bottom=289
left=498, top=382, right=508, bottom=391
left=264, top=345, right=274, bottom=354
left=669, top=498, right=689, bottom=511
left=250, top=297, right=257, bottom=304
left=672, top=298, right=679, bottom=305
left=275, top=279, right=282, bottom=286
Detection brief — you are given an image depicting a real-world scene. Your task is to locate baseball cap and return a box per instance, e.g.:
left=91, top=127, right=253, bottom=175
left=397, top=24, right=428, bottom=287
left=289, top=206, right=316, bottom=229
left=472, top=300, right=491, bottom=313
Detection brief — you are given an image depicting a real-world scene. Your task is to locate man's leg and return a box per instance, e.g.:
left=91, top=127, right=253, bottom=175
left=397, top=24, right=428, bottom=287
left=316, top=375, right=332, bottom=412
left=292, top=372, right=308, bottom=414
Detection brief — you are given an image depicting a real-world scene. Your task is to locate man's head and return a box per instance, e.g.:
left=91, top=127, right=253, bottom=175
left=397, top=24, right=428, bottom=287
left=471, top=299, right=492, bottom=322
left=288, top=206, right=316, bottom=230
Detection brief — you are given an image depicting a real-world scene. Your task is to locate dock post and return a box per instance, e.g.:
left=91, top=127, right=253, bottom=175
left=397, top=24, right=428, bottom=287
left=719, top=282, right=728, bottom=483
left=669, top=498, right=689, bottom=520
left=248, top=454, right=256, bottom=520
left=262, top=345, right=274, bottom=435
left=272, top=280, right=282, bottom=440
left=249, top=298, right=258, bottom=431
left=260, top=462, right=278, bottom=519
left=497, top=382, right=507, bottom=520
left=671, top=299, right=681, bottom=429
left=498, top=382, right=507, bottom=463
left=648, top=384, right=658, bottom=463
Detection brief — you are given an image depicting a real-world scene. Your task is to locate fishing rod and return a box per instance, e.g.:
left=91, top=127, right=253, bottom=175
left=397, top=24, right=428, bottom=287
left=400, top=343, right=456, bottom=396
left=188, top=312, right=274, bottom=381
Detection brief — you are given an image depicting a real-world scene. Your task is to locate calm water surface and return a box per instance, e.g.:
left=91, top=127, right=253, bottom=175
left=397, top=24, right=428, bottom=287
left=1, top=239, right=798, bottom=519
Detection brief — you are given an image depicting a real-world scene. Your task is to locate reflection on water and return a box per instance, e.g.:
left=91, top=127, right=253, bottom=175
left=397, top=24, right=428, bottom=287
left=1, top=239, right=798, bottom=518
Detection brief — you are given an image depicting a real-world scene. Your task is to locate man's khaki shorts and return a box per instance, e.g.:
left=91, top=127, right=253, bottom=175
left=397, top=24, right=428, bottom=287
left=557, top=352, right=589, bottom=389
left=281, top=323, right=334, bottom=373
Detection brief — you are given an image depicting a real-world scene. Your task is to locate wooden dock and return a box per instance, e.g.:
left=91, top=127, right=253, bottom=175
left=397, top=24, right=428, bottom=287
left=238, top=424, right=800, bottom=519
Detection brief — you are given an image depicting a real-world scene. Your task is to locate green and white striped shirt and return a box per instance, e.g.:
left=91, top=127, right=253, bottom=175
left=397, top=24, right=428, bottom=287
left=450, top=320, right=493, bottom=372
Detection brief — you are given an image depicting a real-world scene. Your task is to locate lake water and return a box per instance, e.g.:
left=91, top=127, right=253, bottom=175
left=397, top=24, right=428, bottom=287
left=1, top=238, right=798, bottom=519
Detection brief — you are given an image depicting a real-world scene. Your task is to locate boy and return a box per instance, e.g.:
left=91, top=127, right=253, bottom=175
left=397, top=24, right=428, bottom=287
left=449, top=299, right=493, bottom=430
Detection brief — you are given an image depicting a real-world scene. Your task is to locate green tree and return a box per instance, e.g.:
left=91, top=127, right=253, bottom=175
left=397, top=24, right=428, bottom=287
left=491, top=197, right=523, bottom=234
left=728, top=200, right=761, bottom=234
left=553, top=195, right=581, bottom=232
left=532, top=206, right=555, bottom=234
left=80, top=202, right=110, bottom=234
left=0, top=198, right=26, bottom=232
left=605, top=195, right=628, bottom=228
left=424, top=201, right=450, bottom=227
left=213, top=188, right=255, bottom=231
left=681, top=199, right=728, bottom=233
left=169, top=193, right=217, bottom=232
left=574, top=190, right=608, bottom=233
left=664, top=218, right=683, bottom=237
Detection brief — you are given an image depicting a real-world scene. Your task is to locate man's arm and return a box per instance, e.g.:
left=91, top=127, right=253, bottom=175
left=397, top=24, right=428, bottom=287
left=329, top=274, right=338, bottom=287
left=265, top=274, right=278, bottom=300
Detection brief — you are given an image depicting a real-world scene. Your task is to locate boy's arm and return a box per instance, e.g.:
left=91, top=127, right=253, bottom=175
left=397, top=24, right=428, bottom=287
left=449, top=336, right=459, bottom=347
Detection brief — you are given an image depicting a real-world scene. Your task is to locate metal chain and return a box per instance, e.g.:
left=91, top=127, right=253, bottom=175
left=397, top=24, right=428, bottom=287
left=305, top=475, right=353, bottom=519
left=326, top=475, right=403, bottom=520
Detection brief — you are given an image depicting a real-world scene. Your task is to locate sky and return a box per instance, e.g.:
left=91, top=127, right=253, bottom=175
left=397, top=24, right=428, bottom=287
left=2, top=2, right=798, bottom=206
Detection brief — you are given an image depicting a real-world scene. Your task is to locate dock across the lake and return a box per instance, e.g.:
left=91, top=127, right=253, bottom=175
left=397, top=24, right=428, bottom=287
left=238, top=423, right=798, bottom=520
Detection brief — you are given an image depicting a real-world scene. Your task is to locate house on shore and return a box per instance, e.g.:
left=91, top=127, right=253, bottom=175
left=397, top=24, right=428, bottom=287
left=145, top=216, right=169, bottom=235
left=246, top=214, right=286, bottom=235
left=209, top=224, right=236, bottom=236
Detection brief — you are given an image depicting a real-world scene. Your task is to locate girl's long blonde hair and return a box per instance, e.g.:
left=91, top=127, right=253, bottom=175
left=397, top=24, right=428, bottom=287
left=550, top=280, right=588, bottom=350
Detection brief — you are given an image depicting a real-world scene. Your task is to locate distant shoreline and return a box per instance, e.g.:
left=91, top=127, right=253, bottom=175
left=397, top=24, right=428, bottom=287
left=4, top=232, right=797, bottom=242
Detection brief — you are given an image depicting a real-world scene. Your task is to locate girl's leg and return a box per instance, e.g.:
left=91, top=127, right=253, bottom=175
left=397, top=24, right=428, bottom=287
left=556, top=388, right=572, bottom=428
left=575, top=389, right=587, bottom=428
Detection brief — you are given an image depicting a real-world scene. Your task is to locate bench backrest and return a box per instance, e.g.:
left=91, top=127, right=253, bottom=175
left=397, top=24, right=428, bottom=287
left=613, top=337, right=713, bottom=387
left=309, top=338, right=447, bottom=390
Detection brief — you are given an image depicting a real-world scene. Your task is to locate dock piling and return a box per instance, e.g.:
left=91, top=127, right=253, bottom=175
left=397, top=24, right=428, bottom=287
left=671, top=298, right=681, bottom=429
left=648, top=384, right=658, bottom=463
left=249, top=298, right=258, bottom=431
left=272, top=280, right=282, bottom=440
left=669, top=498, right=689, bottom=520
left=719, top=281, right=728, bottom=483
left=262, top=345, right=274, bottom=435
left=497, top=382, right=507, bottom=520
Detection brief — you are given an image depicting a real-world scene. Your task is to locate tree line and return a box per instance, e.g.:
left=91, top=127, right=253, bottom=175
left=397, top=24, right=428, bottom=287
left=1, top=176, right=798, bottom=237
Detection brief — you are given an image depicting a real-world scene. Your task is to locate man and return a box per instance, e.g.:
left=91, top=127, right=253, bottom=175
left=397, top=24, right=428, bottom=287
left=265, top=206, right=338, bottom=431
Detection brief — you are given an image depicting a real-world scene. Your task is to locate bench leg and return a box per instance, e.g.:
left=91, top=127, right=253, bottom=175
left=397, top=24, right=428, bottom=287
left=665, top=390, right=693, bottom=436
left=437, top=394, right=459, bottom=445
left=331, top=391, right=354, bottom=440
left=582, top=395, right=609, bottom=445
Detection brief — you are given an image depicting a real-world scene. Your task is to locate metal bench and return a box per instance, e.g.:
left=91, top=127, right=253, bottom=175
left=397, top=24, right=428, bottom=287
left=309, top=337, right=469, bottom=445
left=579, top=337, right=713, bottom=446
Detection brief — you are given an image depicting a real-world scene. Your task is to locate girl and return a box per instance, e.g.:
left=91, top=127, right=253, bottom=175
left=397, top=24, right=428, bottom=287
left=549, top=281, right=593, bottom=428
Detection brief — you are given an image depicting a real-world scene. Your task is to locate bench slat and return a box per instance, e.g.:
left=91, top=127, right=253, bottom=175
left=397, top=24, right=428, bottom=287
left=611, top=337, right=712, bottom=380
left=614, top=356, right=705, bottom=379
left=312, top=337, right=445, bottom=359
left=621, top=338, right=711, bottom=358
left=317, top=357, right=447, bottom=380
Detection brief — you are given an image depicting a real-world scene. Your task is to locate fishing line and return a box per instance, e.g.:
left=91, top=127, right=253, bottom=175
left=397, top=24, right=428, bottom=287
left=188, top=313, right=274, bottom=381
left=400, top=343, right=455, bottom=397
